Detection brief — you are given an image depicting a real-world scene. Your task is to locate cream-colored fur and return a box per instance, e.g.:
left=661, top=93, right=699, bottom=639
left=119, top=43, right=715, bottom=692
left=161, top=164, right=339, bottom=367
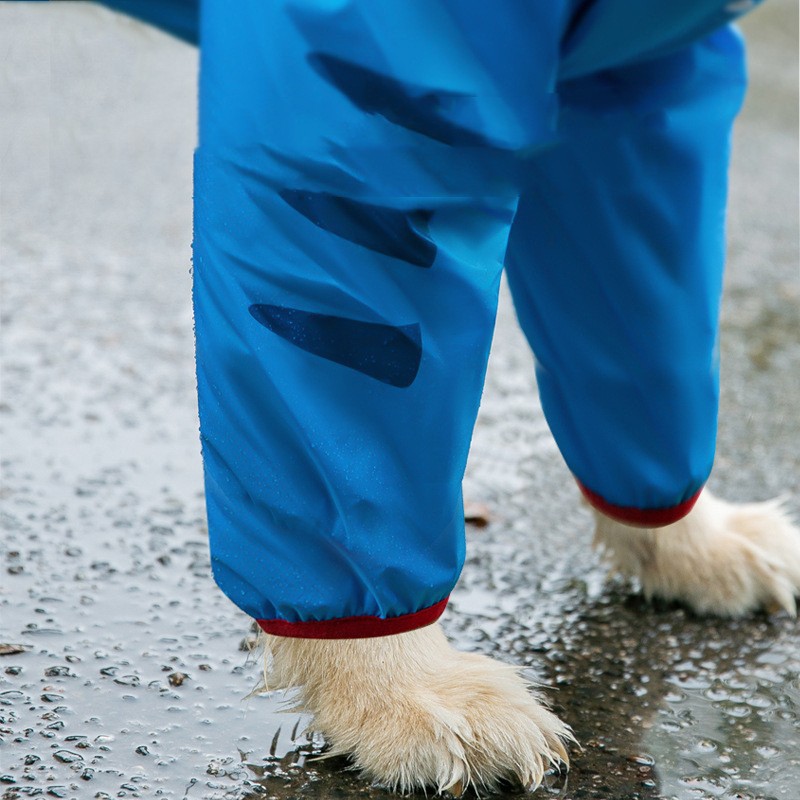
left=257, top=491, right=798, bottom=794
left=261, top=622, right=572, bottom=795
left=593, top=490, right=800, bottom=616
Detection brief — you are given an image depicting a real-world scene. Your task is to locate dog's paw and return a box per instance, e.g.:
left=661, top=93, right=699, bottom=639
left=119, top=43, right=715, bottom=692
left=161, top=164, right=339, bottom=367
left=593, top=490, right=800, bottom=617
left=262, top=623, right=571, bottom=795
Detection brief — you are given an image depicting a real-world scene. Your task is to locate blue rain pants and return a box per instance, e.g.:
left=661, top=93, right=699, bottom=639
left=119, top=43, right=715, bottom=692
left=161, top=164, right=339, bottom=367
left=94, top=0, right=754, bottom=636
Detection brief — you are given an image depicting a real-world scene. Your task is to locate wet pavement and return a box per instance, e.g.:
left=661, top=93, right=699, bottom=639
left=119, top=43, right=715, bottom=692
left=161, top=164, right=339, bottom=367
left=1, top=2, right=798, bottom=799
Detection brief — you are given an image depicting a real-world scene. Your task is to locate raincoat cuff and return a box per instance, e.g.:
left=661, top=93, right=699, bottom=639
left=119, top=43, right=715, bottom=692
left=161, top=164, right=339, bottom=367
left=578, top=481, right=703, bottom=527
left=256, top=597, right=449, bottom=639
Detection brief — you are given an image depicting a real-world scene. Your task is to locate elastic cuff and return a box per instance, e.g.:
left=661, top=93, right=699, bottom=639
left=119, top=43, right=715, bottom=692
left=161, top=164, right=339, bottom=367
left=256, top=597, right=449, bottom=639
left=578, top=481, right=703, bottom=527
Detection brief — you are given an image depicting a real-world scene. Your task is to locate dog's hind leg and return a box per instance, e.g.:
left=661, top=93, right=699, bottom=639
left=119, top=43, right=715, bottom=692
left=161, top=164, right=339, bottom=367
left=592, top=490, right=800, bottom=617
left=501, top=26, right=800, bottom=618
left=263, top=623, right=572, bottom=795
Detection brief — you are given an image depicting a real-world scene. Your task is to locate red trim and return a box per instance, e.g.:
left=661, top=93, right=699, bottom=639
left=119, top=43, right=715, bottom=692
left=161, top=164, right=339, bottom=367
left=578, top=481, right=703, bottom=527
left=256, top=597, right=448, bottom=639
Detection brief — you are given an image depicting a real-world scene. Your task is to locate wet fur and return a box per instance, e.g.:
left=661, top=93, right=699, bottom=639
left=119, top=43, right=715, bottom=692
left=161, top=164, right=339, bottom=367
left=593, top=491, right=800, bottom=617
left=263, top=623, right=571, bottom=794
left=261, top=490, right=800, bottom=794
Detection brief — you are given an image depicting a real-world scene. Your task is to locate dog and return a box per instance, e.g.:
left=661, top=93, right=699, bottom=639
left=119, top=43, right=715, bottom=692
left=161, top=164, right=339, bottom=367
left=45, top=0, right=800, bottom=794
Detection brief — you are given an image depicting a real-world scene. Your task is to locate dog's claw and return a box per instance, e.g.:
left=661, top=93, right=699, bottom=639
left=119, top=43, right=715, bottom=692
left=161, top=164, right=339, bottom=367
left=445, top=778, right=464, bottom=797
left=763, top=574, right=796, bottom=617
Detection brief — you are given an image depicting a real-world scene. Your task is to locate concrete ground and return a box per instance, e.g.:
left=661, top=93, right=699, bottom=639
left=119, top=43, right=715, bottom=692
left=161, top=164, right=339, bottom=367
left=1, top=2, right=797, bottom=798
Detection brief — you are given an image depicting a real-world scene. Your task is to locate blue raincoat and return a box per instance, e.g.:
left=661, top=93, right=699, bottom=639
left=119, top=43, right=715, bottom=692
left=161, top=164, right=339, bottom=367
left=93, top=0, right=756, bottom=636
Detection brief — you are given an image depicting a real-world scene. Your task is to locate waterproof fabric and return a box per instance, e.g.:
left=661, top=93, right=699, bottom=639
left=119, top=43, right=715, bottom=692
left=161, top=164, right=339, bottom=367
left=96, top=0, right=755, bottom=634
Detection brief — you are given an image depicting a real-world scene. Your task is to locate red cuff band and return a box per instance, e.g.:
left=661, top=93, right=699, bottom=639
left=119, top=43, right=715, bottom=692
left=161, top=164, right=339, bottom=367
left=256, top=597, right=449, bottom=639
left=578, top=481, right=703, bottom=527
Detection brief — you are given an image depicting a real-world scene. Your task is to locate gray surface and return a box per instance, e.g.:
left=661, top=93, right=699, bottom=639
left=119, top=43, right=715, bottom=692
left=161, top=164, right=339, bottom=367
left=1, top=2, right=798, bottom=798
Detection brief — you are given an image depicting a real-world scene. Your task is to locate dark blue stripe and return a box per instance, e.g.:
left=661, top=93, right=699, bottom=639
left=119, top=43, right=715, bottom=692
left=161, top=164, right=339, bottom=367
left=308, top=53, right=494, bottom=147
left=250, top=304, right=422, bottom=388
left=94, top=0, right=199, bottom=45
left=280, top=190, right=436, bottom=268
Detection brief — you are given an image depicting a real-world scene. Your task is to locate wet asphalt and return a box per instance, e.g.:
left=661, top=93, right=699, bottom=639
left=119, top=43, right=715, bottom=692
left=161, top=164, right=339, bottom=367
left=1, top=2, right=798, bottom=799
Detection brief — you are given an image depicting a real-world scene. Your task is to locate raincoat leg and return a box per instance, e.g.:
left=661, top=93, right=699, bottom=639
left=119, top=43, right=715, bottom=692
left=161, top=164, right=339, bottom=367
left=192, top=1, right=563, bottom=636
left=504, top=25, right=748, bottom=525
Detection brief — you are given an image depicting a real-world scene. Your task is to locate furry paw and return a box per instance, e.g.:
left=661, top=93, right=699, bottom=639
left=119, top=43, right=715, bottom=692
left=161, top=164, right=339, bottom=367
left=262, top=623, right=571, bottom=795
left=593, top=491, right=800, bottom=616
